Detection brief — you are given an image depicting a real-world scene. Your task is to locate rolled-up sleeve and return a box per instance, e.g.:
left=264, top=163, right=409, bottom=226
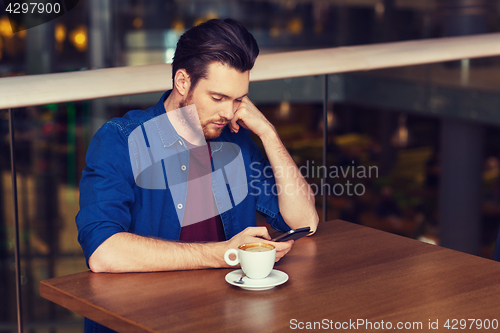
left=76, top=122, right=135, bottom=262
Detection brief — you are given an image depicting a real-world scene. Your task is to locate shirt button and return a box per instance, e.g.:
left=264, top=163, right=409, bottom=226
left=181, top=165, right=186, bottom=171
left=177, top=203, right=183, bottom=209
left=163, top=145, right=168, bottom=148
left=179, top=141, right=183, bottom=146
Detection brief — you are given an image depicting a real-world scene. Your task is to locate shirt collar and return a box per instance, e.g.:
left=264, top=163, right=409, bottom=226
left=152, top=90, right=180, bottom=148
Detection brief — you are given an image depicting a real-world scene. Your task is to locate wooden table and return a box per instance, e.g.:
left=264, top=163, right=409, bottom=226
left=40, top=220, right=500, bottom=332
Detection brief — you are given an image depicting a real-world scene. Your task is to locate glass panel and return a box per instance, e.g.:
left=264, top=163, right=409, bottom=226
left=324, top=56, right=500, bottom=258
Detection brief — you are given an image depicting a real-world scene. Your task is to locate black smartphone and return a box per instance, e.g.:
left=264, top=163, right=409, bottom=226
left=271, top=227, right=311, bottom=242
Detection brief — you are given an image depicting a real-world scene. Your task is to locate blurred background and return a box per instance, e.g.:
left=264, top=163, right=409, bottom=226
left=1, top=0, right=500, bottom=331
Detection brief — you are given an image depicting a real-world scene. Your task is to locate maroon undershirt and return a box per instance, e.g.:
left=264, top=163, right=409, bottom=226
left=179, top=141, right=226, bottom=242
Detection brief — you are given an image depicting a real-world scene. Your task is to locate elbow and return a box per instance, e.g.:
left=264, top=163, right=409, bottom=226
left=283, top=209, right=319, bottom=235
left=308, top=212, right=319, bottom=235
left=305, top=191, right=319, bottom=234
left=88, top=252, right=109, bottom=273
left=88, top=233, right=125, bottom=273
left=88, top=243, right=117, bottom=273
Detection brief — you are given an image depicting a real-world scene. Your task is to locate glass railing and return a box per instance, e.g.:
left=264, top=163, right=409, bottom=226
left=2, top=34, right=500, bottom=332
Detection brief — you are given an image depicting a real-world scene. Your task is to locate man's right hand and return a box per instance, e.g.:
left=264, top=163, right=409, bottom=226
left=89, top=227, right=294, bottom=273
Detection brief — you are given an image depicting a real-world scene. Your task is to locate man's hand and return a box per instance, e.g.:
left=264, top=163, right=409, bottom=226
left=229, top=97, right=275, bottom=139
left=224, top=227, right=294, bottom=264
left=89, top=227, right=293, bottom=273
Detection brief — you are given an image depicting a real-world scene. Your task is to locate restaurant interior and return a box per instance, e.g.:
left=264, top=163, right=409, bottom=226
left=1, top=0, right=500, bottom=331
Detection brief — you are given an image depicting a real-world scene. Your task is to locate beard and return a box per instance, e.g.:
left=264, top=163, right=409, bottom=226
left=179, top=92, right=229, bottom=140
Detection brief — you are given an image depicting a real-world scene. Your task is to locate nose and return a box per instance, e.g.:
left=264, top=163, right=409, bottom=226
left=218, top=103, right=234, bottom=121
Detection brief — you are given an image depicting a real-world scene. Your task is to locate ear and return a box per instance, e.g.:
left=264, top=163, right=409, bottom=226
left=173, top=69, right=191, bottom=97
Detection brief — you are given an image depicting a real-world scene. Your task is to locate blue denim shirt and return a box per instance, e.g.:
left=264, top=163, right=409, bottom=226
left=76, top=90, right=290, bottom=264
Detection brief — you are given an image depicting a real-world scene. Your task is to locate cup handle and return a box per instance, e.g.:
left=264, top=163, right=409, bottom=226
left=224, top=248, right=239, bottom=266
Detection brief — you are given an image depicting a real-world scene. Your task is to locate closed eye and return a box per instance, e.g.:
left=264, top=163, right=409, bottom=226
left=212, top=96, right=223, bottom=102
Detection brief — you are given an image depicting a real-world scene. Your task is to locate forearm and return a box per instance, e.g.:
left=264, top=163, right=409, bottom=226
left=259, top=128, right=319, bottom=232
left=88, top=232, right=227, bottom=273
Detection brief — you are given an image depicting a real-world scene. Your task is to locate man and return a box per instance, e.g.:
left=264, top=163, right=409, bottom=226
left=77, top=19, right=317, bottom=276
left=78, top=17, right=318, bottom=332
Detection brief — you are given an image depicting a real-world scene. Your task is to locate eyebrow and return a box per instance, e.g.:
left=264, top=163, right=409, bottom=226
left=209, top=91, right=249, bottom=100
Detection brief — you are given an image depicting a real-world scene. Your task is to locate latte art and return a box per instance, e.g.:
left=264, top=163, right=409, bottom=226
left=239, top=243, right=275, bottom=252
left=244, top=246, right=272, bottom=252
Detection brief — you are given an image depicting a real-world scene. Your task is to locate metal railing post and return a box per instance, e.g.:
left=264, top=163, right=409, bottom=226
left=323, top=75, right=328, bottom=222
left=8, top=108, right=23, bottom=333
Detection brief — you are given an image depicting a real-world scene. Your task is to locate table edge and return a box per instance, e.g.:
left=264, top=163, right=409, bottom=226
left=40, top=277, right=156, bottom=333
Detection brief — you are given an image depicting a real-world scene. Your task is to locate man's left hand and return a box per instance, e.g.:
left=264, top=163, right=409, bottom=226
left=229, top=96, right=275, bottom=138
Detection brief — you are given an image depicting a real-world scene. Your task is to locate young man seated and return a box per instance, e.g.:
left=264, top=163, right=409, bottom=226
left=76, top=18, right=318, bottom=333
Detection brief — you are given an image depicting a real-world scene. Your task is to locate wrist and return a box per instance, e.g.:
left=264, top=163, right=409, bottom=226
left=209, top=241, right=230, bottom=268
left=258, top=124, right=278, bottom=142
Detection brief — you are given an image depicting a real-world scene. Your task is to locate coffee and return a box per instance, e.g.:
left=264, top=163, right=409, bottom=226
left=240, top=243, right=274, bottom=252
left=244, top=246, right=272, bottom=252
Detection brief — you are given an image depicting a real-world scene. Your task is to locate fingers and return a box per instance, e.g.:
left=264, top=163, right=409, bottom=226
left=274, top=240, right=294, bottom=262
left=230, top=98, right=247, bottom=133
left=230, top=111, right=250, bottom=134
left=229, top=114, right=240, bottom=133
left=243, top=226, right=271, bottom=240
left=229, top=227, right=271, bottom=247
left=230, top=98, right=255, bottom=134
left=270, top=239, right=293, bottom=252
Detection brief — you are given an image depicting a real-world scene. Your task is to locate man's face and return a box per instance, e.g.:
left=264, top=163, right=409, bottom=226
left=180, top=62, right=249, bottom=140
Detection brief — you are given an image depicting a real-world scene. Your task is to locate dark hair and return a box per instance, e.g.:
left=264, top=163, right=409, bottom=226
left=172, top=18, right=259, bottom=89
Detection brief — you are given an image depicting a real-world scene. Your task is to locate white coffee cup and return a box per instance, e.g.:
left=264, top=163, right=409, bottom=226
left=224, top=242, right=276, bottom=279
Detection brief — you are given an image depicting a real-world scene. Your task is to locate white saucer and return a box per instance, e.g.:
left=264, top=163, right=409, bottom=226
left=225, top=269, right=289, bottom=291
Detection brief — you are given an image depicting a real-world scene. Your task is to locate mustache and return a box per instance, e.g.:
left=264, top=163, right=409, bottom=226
left=210, top=117, right=230, bottom=124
